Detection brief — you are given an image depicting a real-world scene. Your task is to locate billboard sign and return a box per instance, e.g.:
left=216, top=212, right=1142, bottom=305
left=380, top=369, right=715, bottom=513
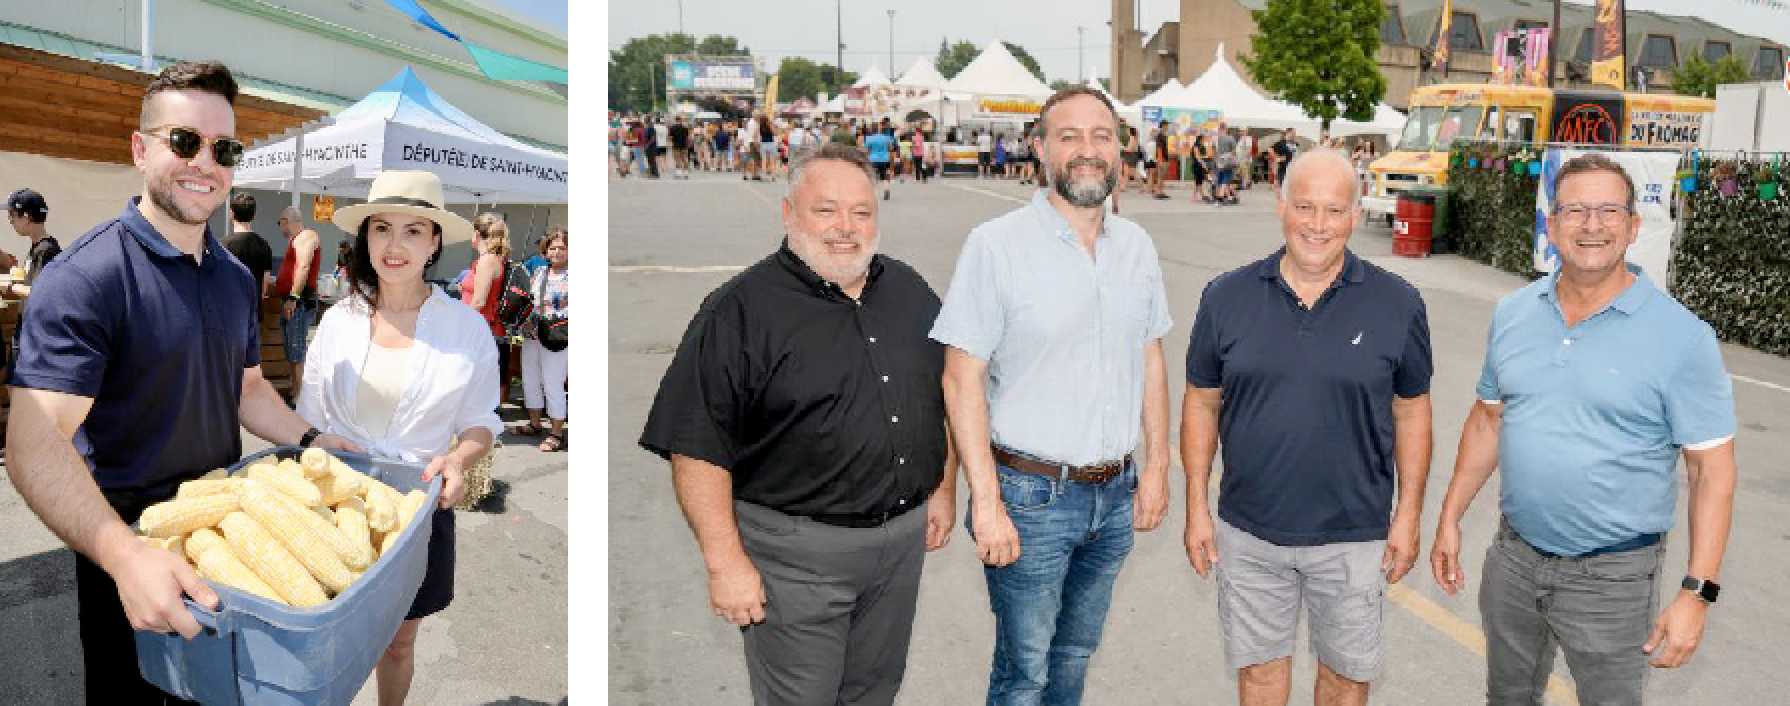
left=665, top=57, right=757, bottom=95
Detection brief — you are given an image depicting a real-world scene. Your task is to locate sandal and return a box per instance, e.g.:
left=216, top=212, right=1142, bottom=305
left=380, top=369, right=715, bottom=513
left=539, top=435, right=564, bottom=452
left=513, top=422, right=543, bottom=437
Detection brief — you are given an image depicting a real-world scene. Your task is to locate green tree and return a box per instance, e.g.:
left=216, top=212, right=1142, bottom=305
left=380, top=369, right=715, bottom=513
left=1003, top=42, right=1047, bottom=84
left=936, top=39, right=980, bottom=79
left=774, top=57, right=857, bottom=103
left=1672, top=54, right=1752, bottom=99
left=1240, top=0, right=1385, bottom=130
left=607, top=34, right=752, bottom=114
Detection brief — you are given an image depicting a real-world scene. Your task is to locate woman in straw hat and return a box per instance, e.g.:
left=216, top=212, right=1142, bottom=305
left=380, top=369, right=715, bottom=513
left=297, top=169, right=501, bottom=704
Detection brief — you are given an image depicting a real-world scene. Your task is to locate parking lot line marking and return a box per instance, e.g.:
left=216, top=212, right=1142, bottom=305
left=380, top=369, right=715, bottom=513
left=948, top=182, right=1029, bottom=205
left=610, top=265, right=748, bottom=274
left=1387, top=584, right=1580, bottom=706
left=1731, top=373, right=1790, bottom=395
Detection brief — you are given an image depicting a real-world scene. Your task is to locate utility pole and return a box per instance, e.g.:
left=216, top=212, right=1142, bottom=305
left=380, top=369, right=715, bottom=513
left=1548, top=0, right=1560, bottom=86
left=1077, top=26, right=1086, bottom=82
left=887, top=10, right=895, bottom=76
left=836, top=0, right=845, bottom=93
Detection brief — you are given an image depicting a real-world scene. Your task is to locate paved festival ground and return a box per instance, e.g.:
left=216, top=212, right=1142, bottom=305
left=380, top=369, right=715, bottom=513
left=609, top=168, right=1790, bottom=705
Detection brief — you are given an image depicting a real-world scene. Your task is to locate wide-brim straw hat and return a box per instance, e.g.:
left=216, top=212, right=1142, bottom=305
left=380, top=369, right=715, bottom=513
left=332, top=170, right=475, bottom=245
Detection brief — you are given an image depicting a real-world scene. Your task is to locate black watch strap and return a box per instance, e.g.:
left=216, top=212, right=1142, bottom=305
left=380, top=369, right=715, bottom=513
left=1681, top=576, right=1721, bottom=604
left=299, top=427, right=322, bottom=448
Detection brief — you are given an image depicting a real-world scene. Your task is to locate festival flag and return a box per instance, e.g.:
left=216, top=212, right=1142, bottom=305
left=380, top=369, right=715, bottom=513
left=765, top=73, right=780, bottom=109
left=383, top=0, right=460, bottom=41
left=1589, top=0, right=1628, bottom=90
left=462, top=41, right=569, bottom=83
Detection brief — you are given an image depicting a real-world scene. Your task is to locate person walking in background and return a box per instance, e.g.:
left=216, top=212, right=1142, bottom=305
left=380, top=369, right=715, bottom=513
left=864, top=124, right=896, bottom=202
left=911, top=127, right=929, bottom=184
left=460, top=213, right=513, bottom=404
left=223, top=192, right=273, bottom=301
left=514, top=228, right=569, bottom=453
left=302, top=169, right=498, bottom=706
left=669, top=115, right=693, bottom=180
left=274, top=205, right=323, bottom=402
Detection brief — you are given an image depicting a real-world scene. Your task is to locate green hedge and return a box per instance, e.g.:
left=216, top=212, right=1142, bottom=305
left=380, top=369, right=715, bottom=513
left=1442, top=142, right=1790, bottom=355
left=1445, top=143, right=1544, bottom=278
left=1669, top=155, right=1790, bottom=355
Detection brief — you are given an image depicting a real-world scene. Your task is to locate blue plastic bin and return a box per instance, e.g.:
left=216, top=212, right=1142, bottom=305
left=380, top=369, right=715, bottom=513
left=135, top=447, right=443, bottom=705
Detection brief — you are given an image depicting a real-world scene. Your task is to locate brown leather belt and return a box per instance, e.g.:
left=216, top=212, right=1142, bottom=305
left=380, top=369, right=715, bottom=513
left=992, top=445, right=1129, bottom=484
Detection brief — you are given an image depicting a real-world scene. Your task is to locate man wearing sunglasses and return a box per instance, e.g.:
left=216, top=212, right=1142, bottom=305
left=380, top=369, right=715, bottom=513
left=1430, top=153, right=1738, bottom=704
left=4, top=60, right=360, bottom=703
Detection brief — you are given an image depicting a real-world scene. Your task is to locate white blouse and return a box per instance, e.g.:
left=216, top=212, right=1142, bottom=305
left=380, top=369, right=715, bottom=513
left=296, top=286, right=504, bottom=464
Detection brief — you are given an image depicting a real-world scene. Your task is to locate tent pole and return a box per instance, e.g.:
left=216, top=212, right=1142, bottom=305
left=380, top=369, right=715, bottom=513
left=290, top=129, right=304, bottom=214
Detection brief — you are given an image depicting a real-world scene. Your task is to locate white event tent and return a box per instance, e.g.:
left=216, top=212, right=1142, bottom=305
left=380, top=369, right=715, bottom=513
left=1178, top=45, right=1405, bottom=142
left=895, top=58, right=948, bottom=91
left=942, top=39, right=1053, bottom=98
left=235, top=66, right=568, bottom=204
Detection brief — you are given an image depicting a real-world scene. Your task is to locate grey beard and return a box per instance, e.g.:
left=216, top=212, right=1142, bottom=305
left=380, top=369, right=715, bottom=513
left=1054, top=169, right=1117, bottom=208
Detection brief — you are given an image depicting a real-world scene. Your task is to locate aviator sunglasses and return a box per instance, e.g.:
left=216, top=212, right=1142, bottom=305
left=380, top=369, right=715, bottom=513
left=140, top=125, right=245, bottom=167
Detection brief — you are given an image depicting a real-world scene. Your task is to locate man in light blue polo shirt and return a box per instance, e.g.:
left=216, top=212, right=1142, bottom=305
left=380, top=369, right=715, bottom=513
left=933, top=86, right=1172, bottom=705
left=1430, top=153, right=1739, bottom=705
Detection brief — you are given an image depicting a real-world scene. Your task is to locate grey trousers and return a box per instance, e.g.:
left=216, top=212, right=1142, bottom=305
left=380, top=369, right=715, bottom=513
left=1480, top=517, right=1664, bottom=706
left=734, top=500, right=927, bottom=706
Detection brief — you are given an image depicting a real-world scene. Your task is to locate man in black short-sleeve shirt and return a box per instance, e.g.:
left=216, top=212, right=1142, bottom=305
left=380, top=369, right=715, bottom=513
left=640, top=144, right=956, bottom=705
left=223, top=192, right=274, bottom=300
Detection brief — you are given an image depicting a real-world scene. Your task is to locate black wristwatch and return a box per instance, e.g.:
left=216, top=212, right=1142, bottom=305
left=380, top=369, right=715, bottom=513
left=1681, top=576, right=1721, bottom=604
left=298, top=427, right=322, bottom=448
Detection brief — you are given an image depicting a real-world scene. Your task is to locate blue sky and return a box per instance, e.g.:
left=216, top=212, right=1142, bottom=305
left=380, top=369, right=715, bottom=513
left=492, top=0, right=567, bottom=32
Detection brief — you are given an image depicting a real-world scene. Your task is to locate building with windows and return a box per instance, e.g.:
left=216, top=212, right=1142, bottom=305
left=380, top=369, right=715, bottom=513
left=1110, top=0, right=1785, bottom=108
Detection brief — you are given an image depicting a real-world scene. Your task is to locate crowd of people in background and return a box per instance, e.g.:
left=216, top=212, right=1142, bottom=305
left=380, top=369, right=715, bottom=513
left=607, top=109, right=1389, bottom=209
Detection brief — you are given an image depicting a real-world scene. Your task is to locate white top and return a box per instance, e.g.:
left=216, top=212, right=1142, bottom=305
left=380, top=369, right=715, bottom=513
left=977, top=133, right=992, bottom=151
left=297, top=286, right=504, bottom=463
left=355, top=342, right=414, bottom=438
left=788, top=127, right=808, bottom=147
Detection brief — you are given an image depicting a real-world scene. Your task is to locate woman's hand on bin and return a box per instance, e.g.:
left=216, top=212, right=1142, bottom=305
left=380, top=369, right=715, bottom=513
left=112, top=539, right=218, bottom=639
left=422, top=454, right=465, bottom=509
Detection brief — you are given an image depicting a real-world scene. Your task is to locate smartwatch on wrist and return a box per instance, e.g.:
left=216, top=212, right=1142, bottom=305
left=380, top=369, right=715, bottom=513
left=299, top=427, right=322, bottom=448
left=1681, top=576, right=1721, bottom=604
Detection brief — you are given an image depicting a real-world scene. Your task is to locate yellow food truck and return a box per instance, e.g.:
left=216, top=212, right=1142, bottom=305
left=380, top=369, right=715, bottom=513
left=1361, top=83, right=1714, bottom=225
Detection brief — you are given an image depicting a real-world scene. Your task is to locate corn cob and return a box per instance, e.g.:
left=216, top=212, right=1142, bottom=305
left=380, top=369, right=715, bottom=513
left=379, top=527, right=401, bottom=556
left=316, top=468, right=366, bottom=506
left=140, top=534, right=185, bottom=557
left=175, top=477, right=241, bottom=499
left=218, top=512, right=329, bottom=607
left=298, top=448, right=333, bottom=478
left=139, top=493, right=241, bottom=539
left=277, top=459, right=308, bottom=477
left=312, top=505, right=336, bottom=524
left=235, top=478, right=360, bottom=590
left=185, top=528, right=226, bottom=563
left=334, top=496, right=374, bottom=562
left=200, top=467, right=229, bottom=481
left=245, top=464, right=323, bottom=506
left=363, top=482, right=399, bottom=533
left=397, top=489, right=427, bottom=531
left=195, top=544, right=287, bottom=605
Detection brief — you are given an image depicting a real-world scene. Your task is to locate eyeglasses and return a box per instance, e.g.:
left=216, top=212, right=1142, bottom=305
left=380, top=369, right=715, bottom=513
left=1553, top=202, right=1632, bottom=225
left=139, top=125, right=244, bottom=167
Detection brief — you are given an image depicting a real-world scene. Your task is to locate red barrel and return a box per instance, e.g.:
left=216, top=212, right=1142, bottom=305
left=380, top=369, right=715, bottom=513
left=1393, top=191, right=1436, bottom=258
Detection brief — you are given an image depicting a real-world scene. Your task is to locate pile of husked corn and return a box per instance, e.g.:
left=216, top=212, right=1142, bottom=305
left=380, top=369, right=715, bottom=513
left=136, top=448, right=429, bottom=607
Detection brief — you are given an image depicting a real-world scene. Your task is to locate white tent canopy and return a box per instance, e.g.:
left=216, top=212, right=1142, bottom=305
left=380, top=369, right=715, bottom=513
left=1331, top=102, right=1408, bottom=143
left=1134, top=79, right=1187, bottom=110
left=852, top=65, right=894, bottom=88
left=943, top=39, right=1052, bottom=97
left=895, top=58, right=948, bottom=90
left=236, top=66, right=568, bottom=203
left=1177, top=45, right=1311, bottom=130
left=1086, top=78, right=1141, bottom=124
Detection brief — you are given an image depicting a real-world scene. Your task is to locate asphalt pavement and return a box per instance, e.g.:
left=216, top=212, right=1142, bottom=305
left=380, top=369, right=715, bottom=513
left=608, top=168, right=1790, bottom=705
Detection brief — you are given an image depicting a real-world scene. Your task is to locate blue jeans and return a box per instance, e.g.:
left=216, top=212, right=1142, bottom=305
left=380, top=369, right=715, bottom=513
left=971, top=460, right=1137, bottom=706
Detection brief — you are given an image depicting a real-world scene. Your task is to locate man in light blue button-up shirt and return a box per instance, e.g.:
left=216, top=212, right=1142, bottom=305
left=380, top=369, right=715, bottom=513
left=933, top=87, right=1172, bottom=705
left=1431, top=154, right=1739, bottom=704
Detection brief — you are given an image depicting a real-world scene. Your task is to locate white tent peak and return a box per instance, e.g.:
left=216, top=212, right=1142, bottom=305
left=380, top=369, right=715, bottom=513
left=895, top=57, right=947, bottom=89
left=943, top=38, right=1051, bottom=97
left=852, top=65, right=893, bottom=88
left=1215, top=42, right=1226, bottom=60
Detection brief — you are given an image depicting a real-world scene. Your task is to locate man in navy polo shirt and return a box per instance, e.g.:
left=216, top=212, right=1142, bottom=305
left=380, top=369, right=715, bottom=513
left=1430, top=153, right=1738, bottom=704
left=1182, top=149, right=1433, bottom=706
left=3, top=60, right=357, bottom=703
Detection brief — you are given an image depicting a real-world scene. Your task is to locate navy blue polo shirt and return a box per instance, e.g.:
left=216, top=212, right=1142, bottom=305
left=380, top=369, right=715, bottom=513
left=8, top=197, right=259, bottom=493
left=1186, top=248, right=1431, bottom=546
